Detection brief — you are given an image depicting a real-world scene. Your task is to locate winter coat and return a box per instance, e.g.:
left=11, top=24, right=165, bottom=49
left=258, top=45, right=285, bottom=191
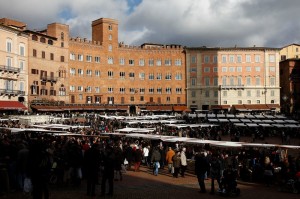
left=166, top=149, right=175, bottom=164
left=181, top=151, right=187, bottom=166
left=195, top=153, right=210, bottom=175
left=151, top=149, right=161, bottom=162
left=172, top=154, right=181, bottom=168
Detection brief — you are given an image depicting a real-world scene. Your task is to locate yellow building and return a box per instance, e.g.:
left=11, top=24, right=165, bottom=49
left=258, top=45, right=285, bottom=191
left=280, top=43, right=300, bottom=61
left=0, top=18, right=28, bottom=112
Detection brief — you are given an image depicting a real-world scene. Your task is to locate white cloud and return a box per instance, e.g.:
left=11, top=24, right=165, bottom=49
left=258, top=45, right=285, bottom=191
left=0, top=0, right=299, bottom=47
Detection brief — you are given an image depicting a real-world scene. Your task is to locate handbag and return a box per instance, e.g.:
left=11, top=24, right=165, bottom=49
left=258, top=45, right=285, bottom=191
left=23, top=178, right=32, bottom=193
left=264, top=170, right=273, bottom=176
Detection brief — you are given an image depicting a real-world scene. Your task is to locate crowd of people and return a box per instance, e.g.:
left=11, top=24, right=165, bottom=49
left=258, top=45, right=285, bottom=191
left=0, top=112, right=300, bottom=198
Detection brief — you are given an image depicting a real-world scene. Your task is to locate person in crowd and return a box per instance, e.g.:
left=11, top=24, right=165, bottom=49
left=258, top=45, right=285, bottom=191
left=143, top=145, right=150, bottom=166
left=124, top=144, right=133, bottom=171
left=100, top=144, right=115, bottom=197
left=133, top=146, right=143, bottom=172
left=209, top=153, right=222, bottom=194
left=180, top=147, right=188, bottom=177
left=83, top=143, right=100, bottom=196
left=28, top=140, right=52, bottom=199
left=16, top=142, right=29, bottom=191
left=172, top=151, right=181, bottom=178
left=151, top=146, right=161, bottom=176
left=263, top=156, right=274, bottom=187
left=114, top=144, right=124, bottom=181
left=195, top=149, right=210, bottom=193
left=159, top=145, right=166, bottom=170
left=67, top=140, right=84, bottom=186
left=166, top=146, right=175, bottom=174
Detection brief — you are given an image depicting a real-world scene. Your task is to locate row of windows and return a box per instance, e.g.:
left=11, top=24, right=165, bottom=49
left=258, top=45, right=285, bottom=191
left=190, top=77, right=276, bottom=86
left=2, top=80, right=25, bottom=91
left=69, top=86, right=183, bottom=94
left=222, top=99, right=275, bottom=105
left=191, top=89, right=276, bottom=98
left=75, top=95, right=179, bottom=103
left=3, top=57, right=26, bottom=71
left=69, top=69, right=183, bottom=80
left=31, top=35, right=54, bottom=45
left=32, top=49, right=64, bottom=62
left=69, top=54, right=182, bottom=66
left=191, top=66, right=276, bottom=73
left=4, top=38, right=26, bottom=56
left=31, top=86, right=66, bottom=96
left=191, top=54, right=276, bottom=64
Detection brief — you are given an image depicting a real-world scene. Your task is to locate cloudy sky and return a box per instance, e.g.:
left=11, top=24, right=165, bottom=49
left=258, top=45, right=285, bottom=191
left=1, top=0, right=299, bottom=48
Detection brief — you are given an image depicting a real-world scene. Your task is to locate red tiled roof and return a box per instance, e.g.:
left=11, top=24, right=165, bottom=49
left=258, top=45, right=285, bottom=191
left=0, top=101, right=27, bottom=110
left=232, top=104, right=273, bottom=111
left=244, top=104, right=270, bottom=110
left=145, top=105, right=172, bottom=111
left=267, top=104, right=281, bottom=109
left=232, top=104, right=247, bottom=110
left=172, top=105, right=188, bottom=111
left=31, top=105, right=62, bottom=111
left=211, top=105, right=230, bottom=109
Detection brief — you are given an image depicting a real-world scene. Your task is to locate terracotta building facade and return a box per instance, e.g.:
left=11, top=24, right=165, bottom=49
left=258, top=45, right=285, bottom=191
left=0, top=17, right=284, bottom=114
left=25, top=23, right=69, bottom=106
left=186, top=47, right=281, bottom=112
left=68, top=18, right=186, bottom=113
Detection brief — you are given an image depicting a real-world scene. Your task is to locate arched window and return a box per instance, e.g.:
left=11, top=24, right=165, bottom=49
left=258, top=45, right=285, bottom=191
left=48, top=40, right=53, bottom=45
left=61, top=32, right=64, bottom=41
left=40, top=37, right=46, bottom=43
left=32, top=35, right=38, bottom=41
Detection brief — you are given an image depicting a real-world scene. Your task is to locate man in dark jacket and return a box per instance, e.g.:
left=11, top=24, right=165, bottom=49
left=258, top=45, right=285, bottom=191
left=28, top=140, right=52, bottom=199
left=209, top=153, right=222, bottom=194
left=84, top=143, right=100, bottom=196
left=151, top=147, right=161, bottom=176
left=195, top=150, right=210, bottom=193
left=100, top=144, right=115, bottom=197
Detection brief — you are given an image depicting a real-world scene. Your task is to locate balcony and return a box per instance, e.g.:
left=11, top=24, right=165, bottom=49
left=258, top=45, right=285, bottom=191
left=0, top=89, right=25, bottom=96
left=0, top=65, right=20, bottom=74
left=40, top=76, right=58, bottom=82
left=220, top=85, right=244, bottom=90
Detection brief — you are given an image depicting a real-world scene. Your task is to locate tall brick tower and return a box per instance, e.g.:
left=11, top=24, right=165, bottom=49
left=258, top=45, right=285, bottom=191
left=92, top=18, right=118, bottom=48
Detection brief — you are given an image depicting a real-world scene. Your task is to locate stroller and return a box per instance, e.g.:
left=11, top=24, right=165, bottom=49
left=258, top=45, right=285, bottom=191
left=279, top=172, right=300, bottom=194
left=218, top=166, right=240, bottom=197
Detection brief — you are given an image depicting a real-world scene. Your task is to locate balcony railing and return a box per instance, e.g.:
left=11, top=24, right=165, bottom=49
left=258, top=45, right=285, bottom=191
left=40, top=76, right=58, bottom=82
left=0, top=65, right=20, bottom=73
left=0, top=89, right=25, bottom=96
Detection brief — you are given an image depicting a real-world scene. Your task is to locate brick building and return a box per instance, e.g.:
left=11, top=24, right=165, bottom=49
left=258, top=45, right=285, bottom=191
left=0, top=17, right=284, bottom=114
left=25, top=23, right=69, bottom=106
left=280, top=58, right=300, bottom=115
left=185, top=47, right=281, bottom=113
left=68, top=18, right=186, bottom=114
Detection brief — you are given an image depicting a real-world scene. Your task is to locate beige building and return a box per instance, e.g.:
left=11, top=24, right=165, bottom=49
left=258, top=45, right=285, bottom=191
left=0, top=19, right=28, bottom=112
left=280, top=43, right=300, bottom=61
left=186, top=47, right=281, bottom=112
